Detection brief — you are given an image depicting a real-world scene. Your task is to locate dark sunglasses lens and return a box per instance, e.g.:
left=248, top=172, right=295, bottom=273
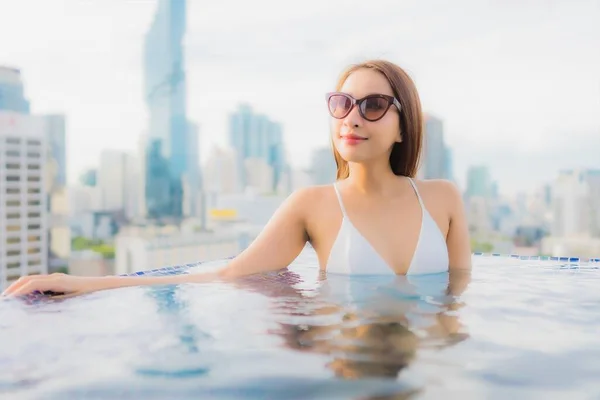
left=328, top=95, right=352, bottom=119
left=360, top=96, right=390, bottom=121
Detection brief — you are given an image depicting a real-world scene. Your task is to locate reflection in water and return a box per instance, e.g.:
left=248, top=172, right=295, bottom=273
left=135, top=267, right=470, bottom=397
left=145, top=284, right=206, bottom=354
left=137, top=283, right=213, bottom=378
left=288, top=312, right=418, bottom=380
left=240, top=268, right=471, bottom=382
left=7, top=257, right=600, bottom=399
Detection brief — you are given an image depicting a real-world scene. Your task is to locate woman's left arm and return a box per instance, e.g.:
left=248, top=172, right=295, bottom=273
left=440, top=181, right=472, bottom=270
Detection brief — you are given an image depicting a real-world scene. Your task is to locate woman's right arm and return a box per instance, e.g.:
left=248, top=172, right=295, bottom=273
left=2, top=188, right=315, bottom=298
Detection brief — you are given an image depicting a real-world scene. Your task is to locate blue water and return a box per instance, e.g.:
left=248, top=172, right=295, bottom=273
left=1, top=249, right=600, bottom=400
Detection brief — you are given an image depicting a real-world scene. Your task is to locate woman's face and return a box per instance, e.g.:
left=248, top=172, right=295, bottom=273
left=330, top=68, right=401, bottom=164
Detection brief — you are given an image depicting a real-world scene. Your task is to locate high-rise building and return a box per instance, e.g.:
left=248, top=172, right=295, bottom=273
left=244, top=158, right=274, bottom=194
left=143, top=0, right=199, bottom=220
left=79, top=168, right=97, bottom=187
left=123, top=154, right=141, bottom=221
left=97, top=150, right=127, bottom=212
left=0, top=111, right=48, bottom=289
left=0, top=67, right=30, bottom=114
left=2, top=68, right=69, bottom=273
left=95, top=150, right=140, bottom=220
left=228, top=104, right=286, bottom=191
left=43, top=115, right=69, bottom=271
left=465, top=165, right=492, bottom=198
left=419, top=114, right=450, bottom=180
left=267, top=121, right=285, bottom=191
left=310, top=147, right=337, bottom=185
left=585, top=170, right=600, bottom=237
left=542, top=184, right=552, bottom=208
left=42, top=114, right=67, bottom=191
left=183, top=121, right=201, bottom=217
left=541, top=169, right=600, bottom=257
left=69, top=185, right=102, bottom=215
left=464, top=165, right=493, bottom=234
left=490, top=180, right=499, bottom=200
left=443, top=145, right=454, bottom=181
left=48, top=187, right=71, bottom=260
left=204, top=146, right=240, bottom=194
left=552, top=169, right=600, bottom=238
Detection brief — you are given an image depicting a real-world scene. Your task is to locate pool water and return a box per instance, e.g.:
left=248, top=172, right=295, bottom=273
left=1, top=249, right=600, bottom=399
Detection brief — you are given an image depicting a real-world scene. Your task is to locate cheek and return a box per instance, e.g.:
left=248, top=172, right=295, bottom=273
left=330, top=120, right=344, bottom=145
left=330, top=119, right=342, bottom=137
left=375, top=118, right=400, bottom=143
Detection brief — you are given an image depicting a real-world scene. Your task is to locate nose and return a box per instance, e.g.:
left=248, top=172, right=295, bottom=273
left=342, top=103, right=362, bottom=129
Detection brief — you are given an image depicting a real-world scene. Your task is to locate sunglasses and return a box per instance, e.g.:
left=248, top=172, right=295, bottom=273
left=326, top=92, right=402, bottom=122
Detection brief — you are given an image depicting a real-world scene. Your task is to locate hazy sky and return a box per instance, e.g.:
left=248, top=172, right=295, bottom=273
left=0, top=0, right=598, bottom=194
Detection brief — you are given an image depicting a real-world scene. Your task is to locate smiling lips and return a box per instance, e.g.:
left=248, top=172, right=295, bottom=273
left=341, top=133, right=367, bottom=145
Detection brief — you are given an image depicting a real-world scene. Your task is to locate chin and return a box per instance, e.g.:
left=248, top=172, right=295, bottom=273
left=337, top=150, right=371, bottom=163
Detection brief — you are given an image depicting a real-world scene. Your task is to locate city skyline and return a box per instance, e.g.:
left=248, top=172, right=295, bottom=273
left=0, top=0, right=598, bottom=195
left=143, top=0, right=199, bottom=220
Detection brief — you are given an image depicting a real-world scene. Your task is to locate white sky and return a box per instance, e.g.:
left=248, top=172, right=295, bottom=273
left=0, top=0, right=598, bottom=194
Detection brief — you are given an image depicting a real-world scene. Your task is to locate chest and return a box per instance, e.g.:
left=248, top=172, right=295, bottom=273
left=311, top=195, right=425, bottom=274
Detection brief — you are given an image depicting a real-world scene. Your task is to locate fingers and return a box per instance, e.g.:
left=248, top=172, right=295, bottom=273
left=2, top=274, right=59, bottom=297
left=9, top=280, right=51, bottom=297
left=2, top=275, right=41, bottom=296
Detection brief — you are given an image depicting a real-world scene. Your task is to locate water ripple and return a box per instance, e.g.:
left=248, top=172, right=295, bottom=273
left=1, top=252, right=599, bottom=399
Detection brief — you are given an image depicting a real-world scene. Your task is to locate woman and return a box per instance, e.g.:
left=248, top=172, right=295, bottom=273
left=2, top=59, right=471, bottom=298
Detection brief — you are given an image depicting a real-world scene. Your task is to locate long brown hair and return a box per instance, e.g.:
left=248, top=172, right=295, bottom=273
left=332, top=60, right=423, bottom=180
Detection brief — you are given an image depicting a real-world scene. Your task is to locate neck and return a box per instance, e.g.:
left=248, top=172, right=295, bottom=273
left=345, top=156, right=399, bottom=194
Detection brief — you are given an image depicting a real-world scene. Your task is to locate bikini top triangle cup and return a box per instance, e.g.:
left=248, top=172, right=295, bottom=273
left=326, top=178, right=449, bottom=275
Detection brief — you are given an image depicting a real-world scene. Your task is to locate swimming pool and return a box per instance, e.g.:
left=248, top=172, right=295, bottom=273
left=1, top=248, right=600, bottom=399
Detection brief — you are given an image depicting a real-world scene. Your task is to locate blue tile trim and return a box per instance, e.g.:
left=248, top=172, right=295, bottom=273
left=17, top=253, right=600, bottom=302
left=119, top=259, right=228, bottom=277
left=120, top=252, right=600, bottom=278
left=470, top=253, right=600, bottom=264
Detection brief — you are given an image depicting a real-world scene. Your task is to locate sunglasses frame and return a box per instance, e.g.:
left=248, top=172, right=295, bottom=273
left=325, top=92, right=402, bottom=122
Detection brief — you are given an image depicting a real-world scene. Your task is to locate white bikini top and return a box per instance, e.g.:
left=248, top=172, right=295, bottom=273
left=326, top=178, right=449, bottom=276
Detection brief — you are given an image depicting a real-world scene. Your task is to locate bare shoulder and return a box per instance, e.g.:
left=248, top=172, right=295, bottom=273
left=412, top=179, right=463, bottom=212
left=288, top=184, right=332, bottom=202
left=284, top=185, right=335, bottom=214
left=422, top=179, right=461, bottom=197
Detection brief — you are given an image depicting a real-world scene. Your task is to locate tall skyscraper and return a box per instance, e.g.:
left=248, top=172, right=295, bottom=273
left=95, top=150, right=140, bottom=220
left=464, top=166, right=494, bottom=234
left=1, top=68, right=68, bottom=273
left=419, top=114, right=452, bottom=180
left=97, top=150, right=127, bottom=211
left=267, top=121, right=285, bottom=192
left=0, top=111, right=48, bottom=289
left=0, top=67, right=30, bottom=114
left=585, top=170, right=600, bottom=237
left=552, top=169, right=590, bottom=237
left=43, top=114, right=67, bottom=191
left=143, top=0, right=199, bottom=220
left=183, top=121, right=200, bottom=217
left=204, top=146, right=240, bottom=194
left=310, top=147, right=337, bottom=185
left=443, top=145, right=454, bottom=181
left=552, top=169, right=600, bottom=238
left=42, top=115, right=68, bottom=271
left=465, top=165, right=492, bottom=198
left=228, top=104, right=286, bottom=191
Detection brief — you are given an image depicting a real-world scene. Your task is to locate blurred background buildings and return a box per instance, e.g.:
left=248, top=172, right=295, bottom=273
left=1, top=0, right=598, bottom=288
